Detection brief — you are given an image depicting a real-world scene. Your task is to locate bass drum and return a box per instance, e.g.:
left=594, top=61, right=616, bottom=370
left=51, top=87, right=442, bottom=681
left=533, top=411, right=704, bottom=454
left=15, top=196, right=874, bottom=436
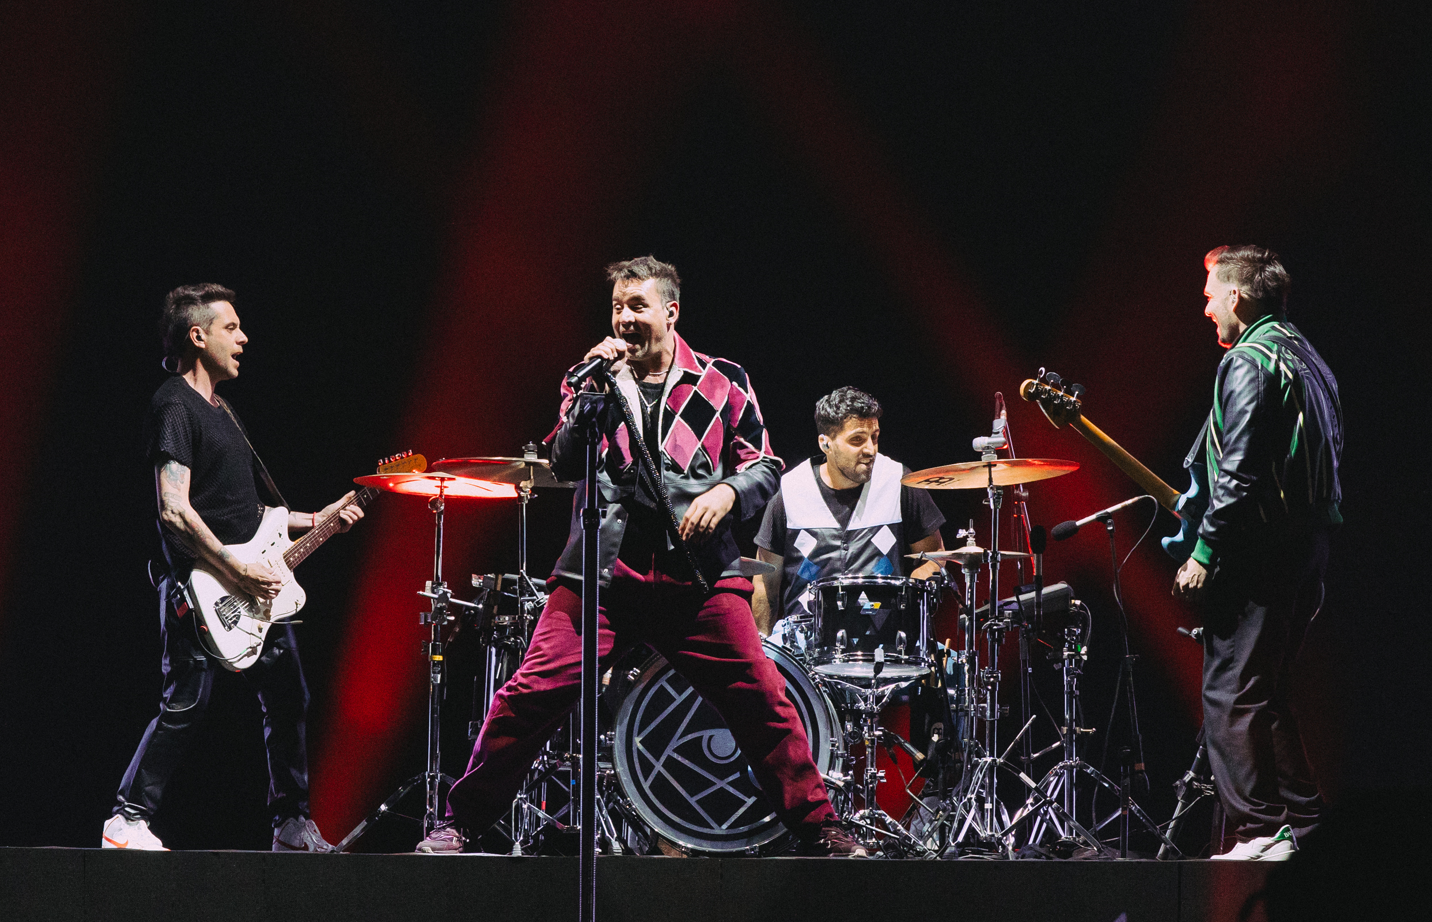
left=612, top=639, right=840, bottom=854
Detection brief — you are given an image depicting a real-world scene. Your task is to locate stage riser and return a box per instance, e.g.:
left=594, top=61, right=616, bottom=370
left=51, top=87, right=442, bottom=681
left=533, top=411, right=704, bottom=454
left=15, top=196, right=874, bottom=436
left=2, top=849, right=1277, bottom=922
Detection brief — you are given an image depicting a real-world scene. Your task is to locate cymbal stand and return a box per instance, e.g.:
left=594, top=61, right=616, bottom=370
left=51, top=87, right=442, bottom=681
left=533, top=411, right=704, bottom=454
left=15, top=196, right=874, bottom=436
left=473, top=445, right=550, bottom=728
left=336, top=480, right=478, bottom=850
left=939, top=520, right=1011, bottom=852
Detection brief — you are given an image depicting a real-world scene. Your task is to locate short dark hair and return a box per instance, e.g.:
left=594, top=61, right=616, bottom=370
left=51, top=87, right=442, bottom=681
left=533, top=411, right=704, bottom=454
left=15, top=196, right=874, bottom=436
left=1205, top=245, right=1290, bottom=317
left=160, top=283, right=235, bottom=368
left=605, top=255, right=680, bottom=305
left=815, top=386, right=883, bottom=437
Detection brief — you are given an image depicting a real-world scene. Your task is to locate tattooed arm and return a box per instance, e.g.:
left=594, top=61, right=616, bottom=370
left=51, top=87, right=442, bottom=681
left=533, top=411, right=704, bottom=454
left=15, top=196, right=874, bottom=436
left=155, top=459, right=282, bottom=600
left=284, top=492, right=364, bottom=537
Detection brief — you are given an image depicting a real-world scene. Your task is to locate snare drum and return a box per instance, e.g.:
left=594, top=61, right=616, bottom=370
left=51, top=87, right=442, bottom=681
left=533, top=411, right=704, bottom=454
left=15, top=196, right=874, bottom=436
left=810, top=575, right=937, bottom=682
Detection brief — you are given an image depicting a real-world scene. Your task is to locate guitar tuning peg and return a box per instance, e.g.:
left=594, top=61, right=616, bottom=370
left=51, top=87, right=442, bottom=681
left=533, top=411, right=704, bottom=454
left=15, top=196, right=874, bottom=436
left=1036, top=366, right=1048, bottom=381
left=1069, top=383, right=1086, bottom=399
left=1047, top=372, right=1063, bottom=388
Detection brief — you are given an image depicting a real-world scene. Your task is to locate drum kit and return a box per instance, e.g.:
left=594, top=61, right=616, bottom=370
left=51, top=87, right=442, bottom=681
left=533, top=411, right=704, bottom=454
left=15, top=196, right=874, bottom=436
left=340, top=433, right=1181, bottom=859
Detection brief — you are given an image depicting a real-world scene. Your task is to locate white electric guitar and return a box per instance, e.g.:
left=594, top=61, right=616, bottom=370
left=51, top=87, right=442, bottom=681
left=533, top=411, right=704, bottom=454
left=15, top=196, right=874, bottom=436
left=188, top=452, right=425, bottom=670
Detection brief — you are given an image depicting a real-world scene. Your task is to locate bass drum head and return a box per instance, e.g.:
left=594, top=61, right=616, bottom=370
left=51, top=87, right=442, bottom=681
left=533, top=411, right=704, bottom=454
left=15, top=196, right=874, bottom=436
left=612, top=639, right=838, bottom=853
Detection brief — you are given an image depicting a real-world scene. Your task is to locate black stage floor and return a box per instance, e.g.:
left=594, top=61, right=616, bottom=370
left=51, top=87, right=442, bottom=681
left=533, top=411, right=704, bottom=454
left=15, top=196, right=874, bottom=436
left=2, top=848, right=1278, bottom=922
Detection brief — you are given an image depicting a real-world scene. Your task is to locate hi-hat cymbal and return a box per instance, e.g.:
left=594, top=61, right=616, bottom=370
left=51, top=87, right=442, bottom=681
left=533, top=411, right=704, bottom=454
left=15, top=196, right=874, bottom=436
left=737, top=556, right=776, bottom=577
left=902, top=458, right=1079, bottom=490
left=907, top=547, right=1031, bottom=565
left=355, top=472, right=519, bottom=499
left=432, top=456, right=575, bottom=489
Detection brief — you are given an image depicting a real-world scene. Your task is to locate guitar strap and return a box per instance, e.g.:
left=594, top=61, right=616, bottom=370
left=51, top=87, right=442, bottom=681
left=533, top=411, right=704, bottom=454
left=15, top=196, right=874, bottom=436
left=216, top=396, right=292, bottom=510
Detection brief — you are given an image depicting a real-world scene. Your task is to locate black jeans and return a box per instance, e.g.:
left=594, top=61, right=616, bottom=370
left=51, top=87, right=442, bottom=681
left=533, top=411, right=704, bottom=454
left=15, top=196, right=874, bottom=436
left=1201, top=530, right=1329, bottom=841
left=115, top=578, right=312, bottom=826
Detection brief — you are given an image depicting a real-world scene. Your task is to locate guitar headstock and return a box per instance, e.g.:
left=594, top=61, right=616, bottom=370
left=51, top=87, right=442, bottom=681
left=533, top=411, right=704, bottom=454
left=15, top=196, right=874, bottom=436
left=376, top=450, right=427, bottom=474
left=1019, top=368, right=1086, bottom=429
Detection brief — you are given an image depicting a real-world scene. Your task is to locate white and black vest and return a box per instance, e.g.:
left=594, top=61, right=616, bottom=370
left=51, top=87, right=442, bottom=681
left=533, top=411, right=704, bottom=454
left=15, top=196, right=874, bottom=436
left=779, top=453, right=905, bottom=620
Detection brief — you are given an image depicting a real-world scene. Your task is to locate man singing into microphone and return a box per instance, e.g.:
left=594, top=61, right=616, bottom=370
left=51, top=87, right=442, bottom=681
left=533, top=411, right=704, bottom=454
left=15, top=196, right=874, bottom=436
left=1173, top=246, right=1342, bottom=860
left=418, top=256, right=865, bottom=857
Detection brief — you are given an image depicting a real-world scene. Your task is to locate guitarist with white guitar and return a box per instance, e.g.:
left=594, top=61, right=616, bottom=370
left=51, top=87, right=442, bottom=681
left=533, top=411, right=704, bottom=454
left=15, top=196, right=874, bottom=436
left=103, top=284, right=363, bottom=853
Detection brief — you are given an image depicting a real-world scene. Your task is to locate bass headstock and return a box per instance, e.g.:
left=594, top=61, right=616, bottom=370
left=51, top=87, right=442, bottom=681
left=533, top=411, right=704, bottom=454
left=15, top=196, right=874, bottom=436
left=1019, top=368, right=1086, bottom=429
left=376, top=450, right=427, bottom=474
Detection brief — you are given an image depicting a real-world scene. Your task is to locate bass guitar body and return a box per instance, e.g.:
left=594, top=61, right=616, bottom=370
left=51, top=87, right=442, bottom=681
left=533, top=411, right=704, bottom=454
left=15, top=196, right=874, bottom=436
left=1159, top=461, right=1208, bottom=563
left=189, top=506, right=303, bottom=671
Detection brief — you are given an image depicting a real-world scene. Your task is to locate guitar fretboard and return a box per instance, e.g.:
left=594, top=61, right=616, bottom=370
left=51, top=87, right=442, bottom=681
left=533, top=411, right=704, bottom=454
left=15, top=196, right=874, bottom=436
left=283, top=488, right=377, bottom=569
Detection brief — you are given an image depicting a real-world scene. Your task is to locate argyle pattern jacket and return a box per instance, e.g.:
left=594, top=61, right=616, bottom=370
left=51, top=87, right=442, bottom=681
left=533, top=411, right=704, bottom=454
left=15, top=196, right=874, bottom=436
left=547, top=332, right=783, bottom=586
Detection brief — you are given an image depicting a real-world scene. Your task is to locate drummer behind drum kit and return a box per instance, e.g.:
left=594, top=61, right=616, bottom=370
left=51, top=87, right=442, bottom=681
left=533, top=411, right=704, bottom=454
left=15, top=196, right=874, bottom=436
left=340, top=415, right=1186, bottom=859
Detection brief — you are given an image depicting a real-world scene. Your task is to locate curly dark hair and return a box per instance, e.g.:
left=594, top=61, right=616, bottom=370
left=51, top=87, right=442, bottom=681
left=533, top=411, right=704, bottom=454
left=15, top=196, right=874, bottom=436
left=160, top=283, right=235, bottom=368
left=605, top=255, right=680, bottom=305
left=1205, top=245, right=1290, bottom=317
left=815, top=386, right=883, bottom=437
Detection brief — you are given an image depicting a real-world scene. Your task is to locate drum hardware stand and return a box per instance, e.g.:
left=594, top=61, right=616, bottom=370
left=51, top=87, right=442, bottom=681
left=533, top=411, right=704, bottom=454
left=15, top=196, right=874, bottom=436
left=822, top=670, right=930, bottom=854
left=336, top=480, right=479, bottom=851
left=1159, top=627, right=1216, bottom=860
left=1001, top=598, right=1182, bottom=858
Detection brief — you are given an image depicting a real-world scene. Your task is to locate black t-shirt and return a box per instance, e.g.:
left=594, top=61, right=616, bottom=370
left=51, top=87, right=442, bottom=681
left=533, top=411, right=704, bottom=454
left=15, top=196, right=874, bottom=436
left=616, top=378, right=683, bottom=571
left=754, top=456, right=945, bottom=556
left=146, top=376, right=264, bottom=569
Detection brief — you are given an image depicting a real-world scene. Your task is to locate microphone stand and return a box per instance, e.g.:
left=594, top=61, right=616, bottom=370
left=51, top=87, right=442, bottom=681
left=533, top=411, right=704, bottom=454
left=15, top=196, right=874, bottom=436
left=1101, top=515, right=1153, bottom=857
left=573, top=389, right=606, bottom=922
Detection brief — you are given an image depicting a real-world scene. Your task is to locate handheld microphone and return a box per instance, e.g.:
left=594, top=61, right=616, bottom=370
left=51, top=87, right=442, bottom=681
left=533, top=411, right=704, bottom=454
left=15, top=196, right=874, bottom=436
left=565, top=355, right=612, bottom=389
left=1051, top=495, right=1154, bottom=541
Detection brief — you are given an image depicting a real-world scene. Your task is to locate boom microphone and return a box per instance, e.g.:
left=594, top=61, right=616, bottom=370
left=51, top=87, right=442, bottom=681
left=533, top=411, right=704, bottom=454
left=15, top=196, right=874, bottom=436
left=1051, top=495, right=1154, bottom=541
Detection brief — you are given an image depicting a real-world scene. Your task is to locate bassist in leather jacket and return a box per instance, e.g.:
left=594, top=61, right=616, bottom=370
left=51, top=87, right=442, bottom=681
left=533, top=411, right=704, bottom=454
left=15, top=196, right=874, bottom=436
left=1173, top=246, right=1342, bottom=860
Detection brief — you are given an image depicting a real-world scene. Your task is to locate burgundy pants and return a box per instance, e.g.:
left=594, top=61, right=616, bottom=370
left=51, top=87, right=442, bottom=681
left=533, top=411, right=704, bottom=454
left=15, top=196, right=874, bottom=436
left=445, top=561, right=836, bottom=837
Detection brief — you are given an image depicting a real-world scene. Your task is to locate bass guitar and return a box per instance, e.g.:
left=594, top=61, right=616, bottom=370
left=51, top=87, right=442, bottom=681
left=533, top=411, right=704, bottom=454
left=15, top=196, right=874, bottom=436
left=1020, top=370, right=1207, bottom=562
left=189, top=451, right=426, bottom=670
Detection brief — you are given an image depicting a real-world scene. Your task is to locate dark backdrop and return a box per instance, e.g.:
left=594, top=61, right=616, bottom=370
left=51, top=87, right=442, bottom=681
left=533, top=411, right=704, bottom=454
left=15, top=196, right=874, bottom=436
left=1, top=0, right=1426, bottom=851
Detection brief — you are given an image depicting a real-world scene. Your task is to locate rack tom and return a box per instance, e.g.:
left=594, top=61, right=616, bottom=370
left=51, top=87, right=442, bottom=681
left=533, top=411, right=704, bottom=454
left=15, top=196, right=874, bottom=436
left=809, top=575, right=937, bottom=682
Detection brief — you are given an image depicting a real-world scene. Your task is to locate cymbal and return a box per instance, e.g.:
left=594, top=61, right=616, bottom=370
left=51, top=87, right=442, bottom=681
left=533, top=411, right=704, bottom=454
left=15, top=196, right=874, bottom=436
left=737, top=556, right=776, bottom=577
left=902, top=458, right=1079, bottom=490
left=431, top=456, right=575, bottom=489
left=355, top=472, right=519, bottom=499
left=907, top=547, right=1031, bottom=565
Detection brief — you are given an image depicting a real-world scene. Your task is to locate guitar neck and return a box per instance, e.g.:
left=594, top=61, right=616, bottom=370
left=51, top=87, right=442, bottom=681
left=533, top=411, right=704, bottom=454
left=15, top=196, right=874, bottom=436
left=283, top=487, right=377, bottom=569
left=1067, top=416, right=1183, bottom=513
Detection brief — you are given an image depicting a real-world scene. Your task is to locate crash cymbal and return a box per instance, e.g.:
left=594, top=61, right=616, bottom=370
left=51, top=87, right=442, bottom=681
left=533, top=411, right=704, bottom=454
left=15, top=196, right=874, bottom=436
left=431, top=456, right=575, bottom=489
left=907, top=547, right=1031, bottom=565
left=901, top=458, right=1079, bottom=490
left=737, top=556, right=776, bottom=577
left=355, top=472, right=519, bottom=499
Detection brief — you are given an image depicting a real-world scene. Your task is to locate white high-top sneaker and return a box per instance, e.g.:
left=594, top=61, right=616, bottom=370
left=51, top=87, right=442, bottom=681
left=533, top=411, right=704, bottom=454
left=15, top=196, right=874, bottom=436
left=101, top=814, right=168, bottom=851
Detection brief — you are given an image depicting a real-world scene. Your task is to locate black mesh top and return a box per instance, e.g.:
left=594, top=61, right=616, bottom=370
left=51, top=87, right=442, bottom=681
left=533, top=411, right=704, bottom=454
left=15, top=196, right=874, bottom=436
left=146, top=376, right=263, bottom=568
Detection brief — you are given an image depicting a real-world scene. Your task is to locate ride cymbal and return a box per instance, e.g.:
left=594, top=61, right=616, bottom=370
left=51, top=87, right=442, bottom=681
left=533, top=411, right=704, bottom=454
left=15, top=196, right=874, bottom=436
left=901, top=458, right=1079, bottom=489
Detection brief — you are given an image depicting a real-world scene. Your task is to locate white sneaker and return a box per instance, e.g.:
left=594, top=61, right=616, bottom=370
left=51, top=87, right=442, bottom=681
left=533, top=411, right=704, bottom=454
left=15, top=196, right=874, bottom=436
left=102, top=814, right=168, bottom=851
left=1211, top=824, right=1296, bottom=861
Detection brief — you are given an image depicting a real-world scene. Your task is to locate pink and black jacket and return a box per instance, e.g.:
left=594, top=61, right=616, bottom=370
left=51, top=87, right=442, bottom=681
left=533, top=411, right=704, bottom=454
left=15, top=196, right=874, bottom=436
left=547, top=332, right=783, bottom=587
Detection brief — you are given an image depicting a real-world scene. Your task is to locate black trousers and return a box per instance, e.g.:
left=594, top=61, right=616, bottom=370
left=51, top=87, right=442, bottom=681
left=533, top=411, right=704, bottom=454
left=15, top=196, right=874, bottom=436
left=1201, top=530, right=1329, bottom=841
left=115, top=578, right=312, bottom=826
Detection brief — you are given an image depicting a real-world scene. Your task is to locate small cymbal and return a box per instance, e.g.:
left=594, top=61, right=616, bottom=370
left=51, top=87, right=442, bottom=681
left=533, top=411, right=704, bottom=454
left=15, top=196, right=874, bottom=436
left=907, top=547, right=1031, bottom=565
left=902, top=458, right=1079, bottom=490
left=737, top=556, right=776, bottom=577
left=432, top=456, right=575, bottom=489
left=355, top=472, right=519, bottom=499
